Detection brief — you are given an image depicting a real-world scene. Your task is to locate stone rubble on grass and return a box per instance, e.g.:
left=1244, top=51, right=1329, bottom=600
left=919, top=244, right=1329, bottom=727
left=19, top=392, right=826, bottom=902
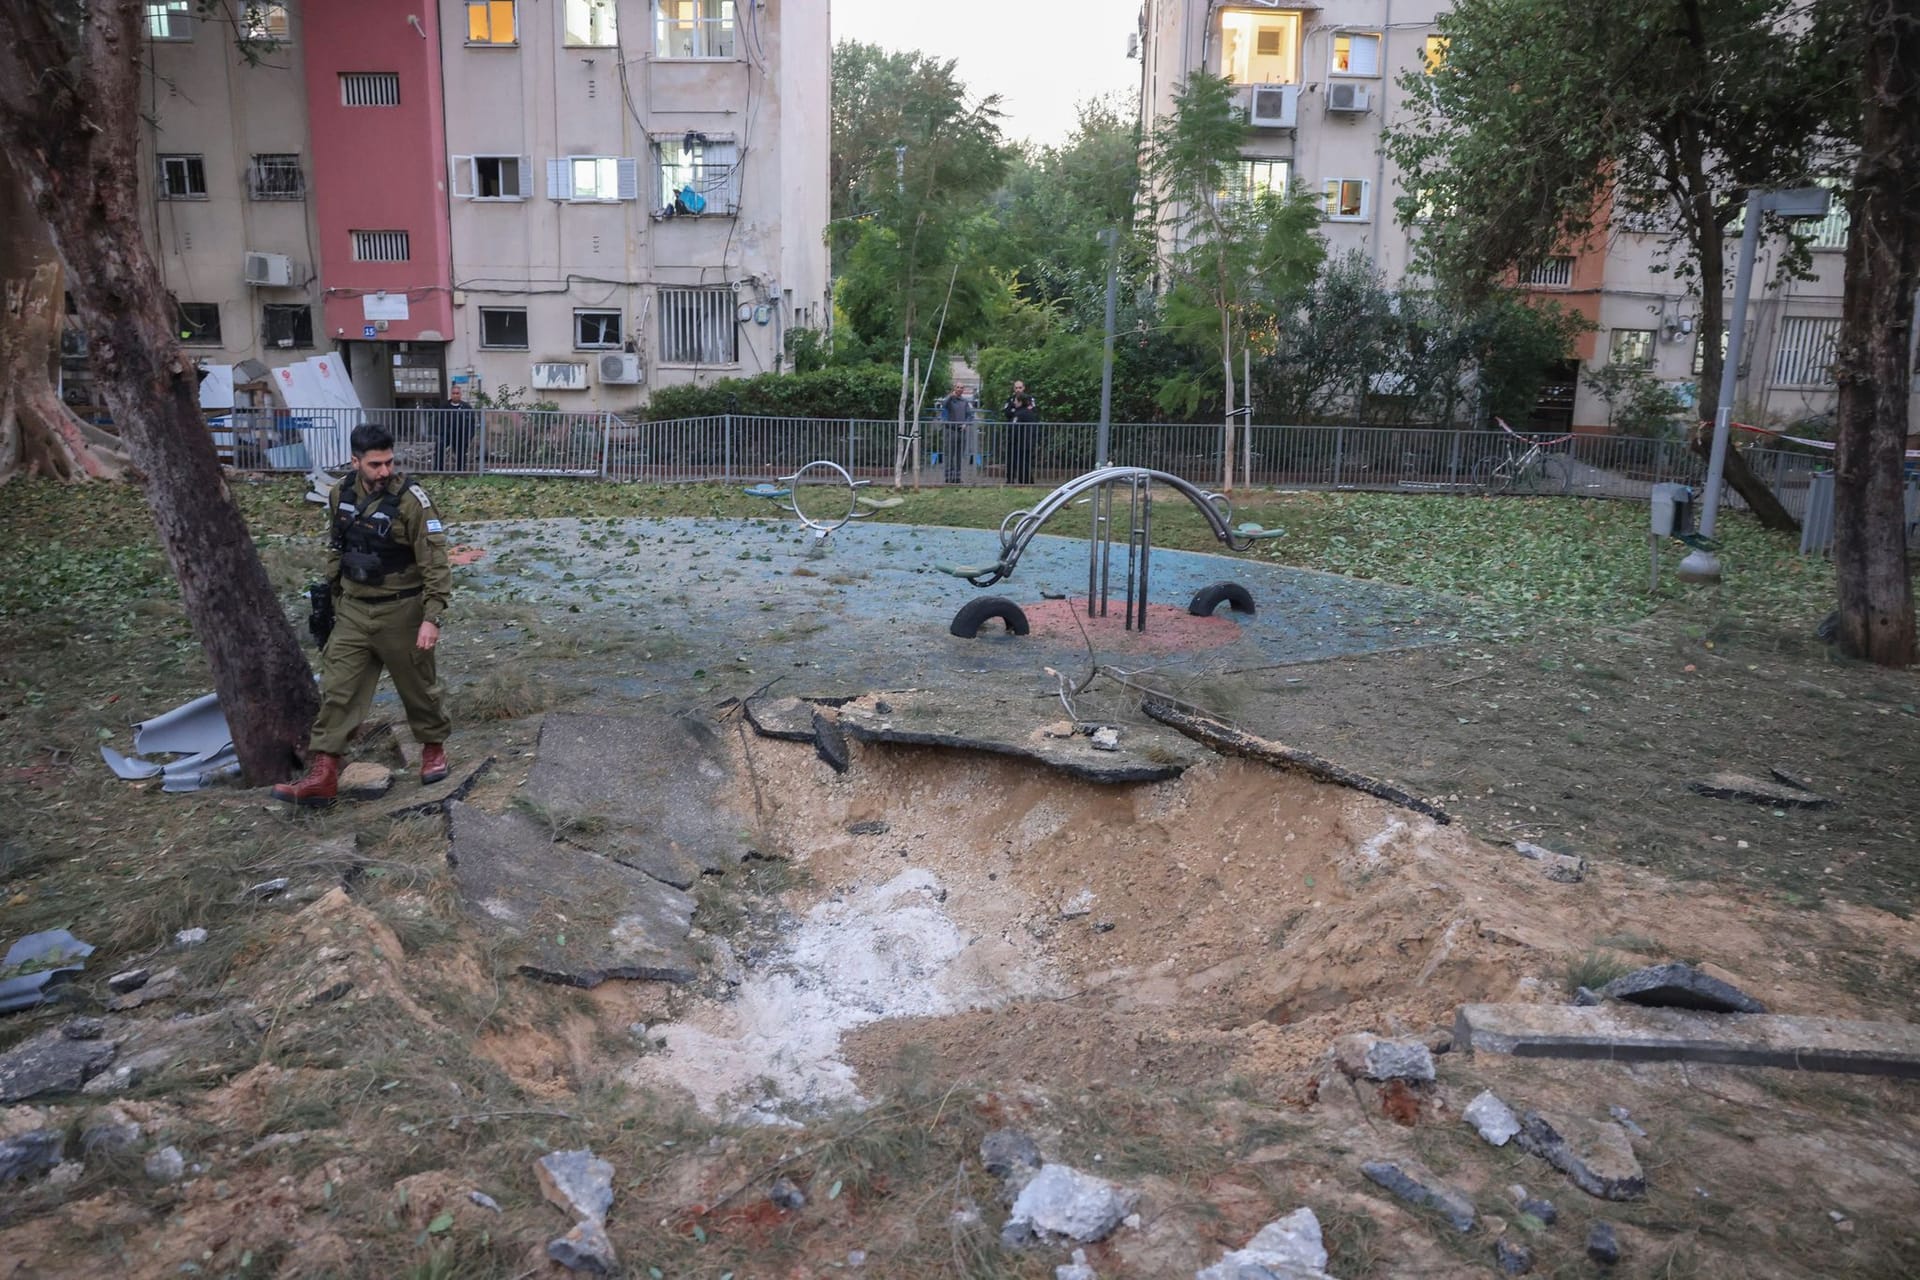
left=1587, top=1221, right=1621, bottom=1265
left=1360, top=1160, right=1475, bottom=1232
left=1056, top=1247, right=1100, bottom=1280
left=241, top=877, right=291, bottom=902
left=1514, top=1112, right=1646, bottom=1200
left=1607, top=1105, right=1649, bottom=1139
left=0, top=1028, right=119, bottom=1103
left=1598, top=962, right=1766, bottom=1014
left=0, top=1128, right=65, bottom=1183
left=1511, top=841, right=1586, bottom=882
left=173, top=928, right=207, bottom=949
left=1333, top=1032, right=1436, bottom=1083
left=1516, top=1196, right=1558, bottom=1226
left=1001, top=1162, right=1137, bottom=1248
left=981, top=1127, right=1044, bottom=1204
left=145, top=1145, right=186, bottom=1183
left=79, top=1109, right=143, bottom=1156
left=537, top=1148, right=618, bottom=1275
left=106, top=968, right=149, bottom=994
left=338, top=762, right=393, bottom=799
left=1089, top=727, right=1121, bottom=752
left=1686, top=771, right=1832, bottom=810
left=1194, top=1206, right=1337, bottom=1280
left=81, top=1047, right=172, bottom=1096
left=107, top=966, right=181, bottom=1012
left=468, top=1190, right=502, bottom=1213
left=1463, top=1090, right=1520, bottom=1146
left=768, top=1177, right=807, bottom=1210
left=1059, top=889, right=1096, bottom=919
left=1572, top=986, right=1603, bottom=1007
left=1494, top=1237, right=1534, bottom=1275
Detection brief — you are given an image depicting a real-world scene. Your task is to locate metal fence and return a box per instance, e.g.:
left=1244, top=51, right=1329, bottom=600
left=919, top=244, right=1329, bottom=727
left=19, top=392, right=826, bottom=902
left=227, top=408, right=1830, bottom=518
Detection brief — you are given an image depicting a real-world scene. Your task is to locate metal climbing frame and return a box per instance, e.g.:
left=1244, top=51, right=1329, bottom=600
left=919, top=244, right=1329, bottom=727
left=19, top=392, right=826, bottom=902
left=943, top=466, right=1283, bottom=632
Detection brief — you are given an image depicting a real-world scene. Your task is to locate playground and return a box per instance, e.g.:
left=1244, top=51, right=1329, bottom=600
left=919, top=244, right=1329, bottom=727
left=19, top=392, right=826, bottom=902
left=0, top=472, right=1917, bottom=1278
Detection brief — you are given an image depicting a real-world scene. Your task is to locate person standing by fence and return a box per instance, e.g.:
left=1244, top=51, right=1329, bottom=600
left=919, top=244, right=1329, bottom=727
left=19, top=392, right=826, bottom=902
left=938, top=385, right=975, bottom=483
left=434, top=385, right=478, bottom=473
left=1007, top=393, right=1039, bottom=486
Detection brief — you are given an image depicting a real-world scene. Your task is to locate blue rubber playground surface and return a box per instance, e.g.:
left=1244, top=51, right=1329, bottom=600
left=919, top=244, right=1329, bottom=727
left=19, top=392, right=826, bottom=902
left=455, top=517, right=1464, bottom=693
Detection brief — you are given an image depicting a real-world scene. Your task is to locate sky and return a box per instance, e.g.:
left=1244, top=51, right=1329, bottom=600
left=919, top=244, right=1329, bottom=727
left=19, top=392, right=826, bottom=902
left=830, top=0, right=1141, bottom=146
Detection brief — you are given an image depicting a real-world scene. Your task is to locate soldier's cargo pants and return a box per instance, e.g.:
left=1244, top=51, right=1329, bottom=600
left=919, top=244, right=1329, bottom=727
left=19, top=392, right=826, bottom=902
left=308, top=592, right=451, bottom=755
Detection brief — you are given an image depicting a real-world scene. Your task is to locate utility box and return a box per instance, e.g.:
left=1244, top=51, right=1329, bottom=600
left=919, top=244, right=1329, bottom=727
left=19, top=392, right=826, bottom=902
left=1650, top=483, right=1696, bottom=538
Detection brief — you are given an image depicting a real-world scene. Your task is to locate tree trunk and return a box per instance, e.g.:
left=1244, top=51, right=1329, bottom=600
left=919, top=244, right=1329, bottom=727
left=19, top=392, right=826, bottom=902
left=1830, top=0, right=1918, bottom=668
left=0, top=148, right=131, bottom=483
left=0, top=2, right=318, bottom=780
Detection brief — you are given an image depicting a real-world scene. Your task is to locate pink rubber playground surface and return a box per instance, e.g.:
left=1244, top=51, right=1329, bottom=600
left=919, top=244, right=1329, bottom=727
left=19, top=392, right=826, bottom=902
left=1020, top=598, right=1245, bottom=653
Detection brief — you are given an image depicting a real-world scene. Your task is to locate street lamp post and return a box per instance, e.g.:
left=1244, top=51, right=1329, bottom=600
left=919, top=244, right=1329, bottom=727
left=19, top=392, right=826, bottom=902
left=1678, top=184, right=1832, bottom=583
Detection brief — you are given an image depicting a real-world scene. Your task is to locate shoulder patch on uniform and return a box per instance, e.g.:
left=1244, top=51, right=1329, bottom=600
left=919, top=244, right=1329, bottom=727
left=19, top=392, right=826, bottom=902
left=409, top=484, right=433, bottom=509
left=425, top=518, right=444, bottom=535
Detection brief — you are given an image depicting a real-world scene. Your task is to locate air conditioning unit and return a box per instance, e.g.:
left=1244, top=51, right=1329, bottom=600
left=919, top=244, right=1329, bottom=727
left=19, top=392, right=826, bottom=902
left=598, top=352, right=643, bottom=384
left=1247, top=84, right=1299, bottom=129
left=1326, top=83, right=1371, bottom=114
left=243, top=251, right=293, bottom=287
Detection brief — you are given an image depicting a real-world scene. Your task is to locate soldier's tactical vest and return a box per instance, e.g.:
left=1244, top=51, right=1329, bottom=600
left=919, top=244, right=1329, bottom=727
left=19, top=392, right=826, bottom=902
left=334, top=477, right=417, bottom=586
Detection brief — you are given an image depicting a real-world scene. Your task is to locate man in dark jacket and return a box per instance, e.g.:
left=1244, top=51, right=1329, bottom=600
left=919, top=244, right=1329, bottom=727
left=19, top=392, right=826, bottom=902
left=434, top=384, right=478, bottom=473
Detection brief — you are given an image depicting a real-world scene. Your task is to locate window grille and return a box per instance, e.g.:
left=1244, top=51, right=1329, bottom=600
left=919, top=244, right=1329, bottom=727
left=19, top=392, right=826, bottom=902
left=247, top=154, right=305, bottom=200
left=1524, top=257, right=1575, bottom=288
left=1772, top=316, right=1841, bottom=386
left=340, top=73, right=401, bottom=107
left=351, top=231, right=411, bottom=262
left=659, top=287, right=737, bottom=364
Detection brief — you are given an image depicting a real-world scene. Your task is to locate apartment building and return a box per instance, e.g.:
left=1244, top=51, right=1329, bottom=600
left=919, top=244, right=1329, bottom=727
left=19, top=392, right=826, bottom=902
left=129, top=0, right=829, bottom=413
left=1136, top=1, right=1871, bottom=433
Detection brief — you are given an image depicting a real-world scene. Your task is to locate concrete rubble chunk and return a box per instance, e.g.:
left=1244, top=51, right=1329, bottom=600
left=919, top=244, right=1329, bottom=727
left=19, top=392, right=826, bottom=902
left=1542, top=853, right=1586, bottom=883
left=1059, top=889, right=1096, bottom=919
left=980, top=1128, right=1043, bottom=1178
left=173, top=928, right=207, bottom=949
left=1057, top=1247, right=1100, bottom=1280
left=1599, top=962, right=1766, bottom=1014
left=0, top=1129, right=65, bottom=1183
left=79, top=1111, right=143, bottom=1156
left=145, top=1145, right=186, bottom=1183
left=61, top=1017, right=107, bottom=1041
left=0, top=1029, right=118, bottom=1103
left=836, top=690, right=1206, bottom=784
left=338, top=762, right=393, bottom=799
left=1587, top=1221, right=1621, bottom=1265
left=241, top=877, right=291, bottom=901
left=106, top=966, right=181, bottom=1012
left=536, top=1148, right=615, bottom=1224
left=547, top=1218, right=617, bottom=1274
left=1360, top=1160, right=1475, bottom=1232
left=1089, top=727, right=1121, bottom=752
left=106, top=968, right=150, bottom=994
left=1194, top=1206, right=1335, bottom=1280
left=1518, top=1196, right=1558, bottom=1225
left=448, top=802, right=698, bottom=986
left=768, top=1177, right=806, bottom=1210
left=1494, top=1238, right=1534, bottom=1275
left=1004, top=1162, right=1137, bottom=1245
left=82, top=1046, right=172, bottom=1096
left=1454, top=1002, right=1920, bottom=1077
left=1333, top=1032, right=1436, bottom=1083
left=1687, top=771, right=1832, bottom=809
left=1464, top=1089, right=1521, bottom=1146
left=812, top=709, right=852, bottom=773
left=1513, top=1112, right=1646, bottom=1201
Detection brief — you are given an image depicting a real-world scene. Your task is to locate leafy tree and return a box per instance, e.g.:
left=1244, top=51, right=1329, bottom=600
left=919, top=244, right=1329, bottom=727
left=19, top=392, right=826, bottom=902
left=1585, top=364, right=1689, bottom=439
left=1826, top=0, right=1917, bottom=666
left=1147, top=72, right=1325, bottom=487
left=829, top=41, right=1010, bottom=358
left=0, top=1, right=316, bottom=780
left=1385, top=0, right=1844, bottom=530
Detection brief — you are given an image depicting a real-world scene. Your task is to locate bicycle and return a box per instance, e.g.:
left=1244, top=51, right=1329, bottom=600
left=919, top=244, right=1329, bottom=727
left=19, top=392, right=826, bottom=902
left=1472, top=424, right=1573, bottom=495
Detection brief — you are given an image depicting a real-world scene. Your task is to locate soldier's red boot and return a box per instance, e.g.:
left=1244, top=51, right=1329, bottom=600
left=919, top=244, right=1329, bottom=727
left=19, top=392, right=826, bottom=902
left=273, top=753, right=341, bottom=806
left=421, top=743, right=449, bottom=785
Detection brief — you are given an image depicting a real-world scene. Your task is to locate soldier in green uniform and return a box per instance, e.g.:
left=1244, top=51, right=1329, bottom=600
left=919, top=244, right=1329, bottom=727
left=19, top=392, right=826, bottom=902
left=275, top=422, right=453, bottom=804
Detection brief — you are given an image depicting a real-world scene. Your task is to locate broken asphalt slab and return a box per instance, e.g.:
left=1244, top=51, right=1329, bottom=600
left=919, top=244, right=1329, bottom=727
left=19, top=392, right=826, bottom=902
left=1599, top=962, right=1767, bottom=1014
left=1512, top=1111, right=1646, bottom=1201
left=1455, top=1003, right=1920, bottom=1077
left=1687, top=771, right=1834, bottom=809
left=835, top=690, right=1207, bottom=784
left=446, top=802, right=698, bottom=986
left=0, top=1029, right=118, bottom=1103
left=743, top=695, right=819, bottom=742
left=527, top=711, right=752, bottom=871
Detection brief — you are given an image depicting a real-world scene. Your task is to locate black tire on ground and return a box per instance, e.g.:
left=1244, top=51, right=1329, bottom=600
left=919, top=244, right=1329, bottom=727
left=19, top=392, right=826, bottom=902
left=949, top=596, right=1031, bottom=638
left=1189, top=581, right=1257, bottom=617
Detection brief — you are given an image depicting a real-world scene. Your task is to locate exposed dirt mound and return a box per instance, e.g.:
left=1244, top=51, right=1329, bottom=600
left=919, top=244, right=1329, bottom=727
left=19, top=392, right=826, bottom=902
left=684, top=732, right=1920, bottom=1103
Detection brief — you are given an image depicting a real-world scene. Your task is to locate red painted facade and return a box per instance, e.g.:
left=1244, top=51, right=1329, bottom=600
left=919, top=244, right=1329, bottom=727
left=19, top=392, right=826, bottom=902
left=302, top=0, right=453, bottom=345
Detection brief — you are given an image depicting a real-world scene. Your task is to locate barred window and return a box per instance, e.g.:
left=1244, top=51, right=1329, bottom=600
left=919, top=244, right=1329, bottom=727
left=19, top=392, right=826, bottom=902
left=1524, top=256, right=1575, bottom=288
left=658, top=287, right=737, bottom=364
left=1806, top=179, right=1849, bottom=251
left=351, top=230, right=410, bottom=262
left=340, top=73, right=401, bottom=107
left=1772, top=316, right=1841, bottom=387
left=173, top=300, right=222, bottom=345
left=262, top=304, right=314, bottom=349
left=248, top=154, right=305, bottom=200
left=656, top=137, right=740, bottom=214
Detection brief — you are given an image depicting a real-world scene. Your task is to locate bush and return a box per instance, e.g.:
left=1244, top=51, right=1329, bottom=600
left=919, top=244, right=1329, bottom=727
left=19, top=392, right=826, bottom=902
left=643, top=364, right=949, bottom=421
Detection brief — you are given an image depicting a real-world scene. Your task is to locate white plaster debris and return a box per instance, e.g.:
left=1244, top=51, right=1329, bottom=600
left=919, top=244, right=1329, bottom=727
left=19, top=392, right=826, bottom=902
left=1195, top=1206, right=1336, bottom=1279
left=629, top=869, right=1053, bottom=1121
left=1358, top=819, right=1407, bottom=865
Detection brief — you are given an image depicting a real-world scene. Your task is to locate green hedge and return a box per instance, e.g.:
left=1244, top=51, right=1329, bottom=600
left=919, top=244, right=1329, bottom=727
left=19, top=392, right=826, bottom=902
left=644, top=364, right=950, bottom=421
